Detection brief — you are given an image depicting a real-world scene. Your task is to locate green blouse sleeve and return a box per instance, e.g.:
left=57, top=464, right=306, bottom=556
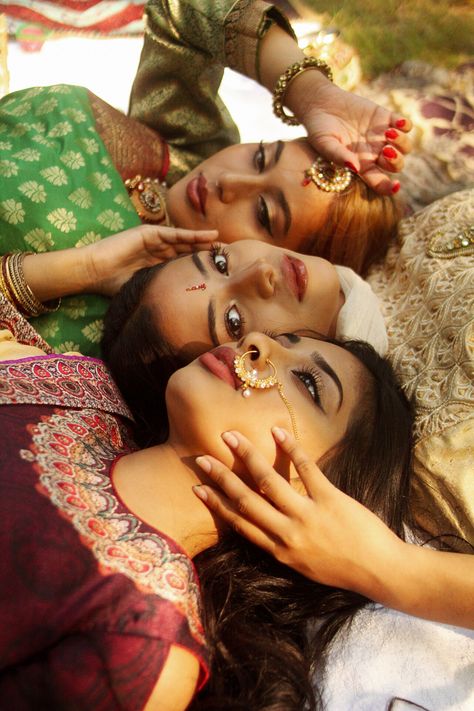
left=129, top=0, right=295, bottom=184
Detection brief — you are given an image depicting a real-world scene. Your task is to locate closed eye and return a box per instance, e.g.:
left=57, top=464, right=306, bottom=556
left=254, top=140, right=266, bottom=173
left=257, top=195, right=272, bottom=236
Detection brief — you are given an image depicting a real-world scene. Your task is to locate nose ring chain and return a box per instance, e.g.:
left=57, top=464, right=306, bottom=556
left=233, top=350, right=299, bottom=439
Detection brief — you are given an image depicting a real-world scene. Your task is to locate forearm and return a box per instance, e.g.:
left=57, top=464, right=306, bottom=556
left=130, top=0, right=294, bottom=181
left=369, top=540, right=474, bottom=629
left=22, top=249, right=91, bottom=302
left=259, top=23, right=331, bottom=120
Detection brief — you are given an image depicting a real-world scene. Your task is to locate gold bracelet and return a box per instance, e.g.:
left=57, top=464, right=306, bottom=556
left=3, top=252, right=61, bottom=318
left=272, top=57, right=333, bottom=127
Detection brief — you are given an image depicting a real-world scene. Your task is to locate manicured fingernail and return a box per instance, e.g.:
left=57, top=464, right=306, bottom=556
left=395, top=119, right=406, bottom=128
left=222, top=431, right=239, bottom=448
left=382, top=146, right=397, bottom=160
left=272, top=426, right=286, bottom=442
left=195, top=456, right=211, bottom=473
left=193, top=485, right=208, bottom=501
left=391, top=181, right=401, bottom=194
left=344, top=161, right=358, bottom=173
left=385, top=128, right=398, bottom=140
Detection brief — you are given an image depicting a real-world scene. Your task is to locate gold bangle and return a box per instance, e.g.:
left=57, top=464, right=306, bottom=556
left=272, top=57, right=333, bottom=127
left=3, top=252, right=61, bottom=318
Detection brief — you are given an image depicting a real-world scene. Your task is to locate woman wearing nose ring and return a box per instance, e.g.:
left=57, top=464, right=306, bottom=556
left=0, top=0, right=411, bottom=356
left=0, top=285, right=414, bottom=709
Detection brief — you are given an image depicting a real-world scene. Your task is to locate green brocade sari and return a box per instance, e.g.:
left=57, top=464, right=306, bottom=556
left=0, top=84, right=141, bottom=356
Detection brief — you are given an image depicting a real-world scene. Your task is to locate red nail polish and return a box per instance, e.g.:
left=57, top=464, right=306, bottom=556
left=344, top=161, right=359, bottom=173
left=395, top=119, right=406, bottom=129
left=383, top=146, right=397, bottom=160
left=391, top=181, right=401, bottom=194
left=385, top=128, right=398, bottom=140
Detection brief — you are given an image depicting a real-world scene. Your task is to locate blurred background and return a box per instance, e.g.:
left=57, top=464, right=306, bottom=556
left=0, top=0, right=471, bottom=143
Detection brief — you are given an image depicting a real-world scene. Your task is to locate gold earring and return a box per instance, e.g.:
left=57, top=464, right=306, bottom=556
left=302, top=156, right=352, bottom=192
left=233, top=350, right=278, bottom=398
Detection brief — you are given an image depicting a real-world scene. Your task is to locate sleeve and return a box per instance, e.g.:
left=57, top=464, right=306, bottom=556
left=0, top=631, right=171, bottom=711
left=129, top=0, right=295, bottom=184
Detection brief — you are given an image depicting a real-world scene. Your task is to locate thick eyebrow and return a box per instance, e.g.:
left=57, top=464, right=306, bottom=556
left=276, top=188, right=292, bottom=235
left=192, top=251, right=209, bottom=278
left=207, top=298, right=219, bottom=348
left=312, top=351, right=343, bottom=412
left=272, top=141, right=292, bottom=236
left=192, top=251, right=218, bottom=346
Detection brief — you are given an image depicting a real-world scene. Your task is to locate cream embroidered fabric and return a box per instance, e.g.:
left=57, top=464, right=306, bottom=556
left=367, top=189, right=474, bottom=547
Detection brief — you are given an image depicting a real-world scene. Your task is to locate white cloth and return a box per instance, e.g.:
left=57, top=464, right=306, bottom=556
left=335, top=266, right=388, bottom=356
left=319, top=604, right=474, bottom=710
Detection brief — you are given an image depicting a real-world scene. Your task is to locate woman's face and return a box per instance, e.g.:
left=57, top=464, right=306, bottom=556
left=167, top=139, right=334, bottom=251
left=145, top=240, right=344, bottom=361
left=166, top=332, right=364, bottom=478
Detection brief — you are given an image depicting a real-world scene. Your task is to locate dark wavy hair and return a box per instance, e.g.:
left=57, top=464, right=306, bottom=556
left=102, top=267, right=414, bottom=710
left=101, top=262, right=179, bottom=445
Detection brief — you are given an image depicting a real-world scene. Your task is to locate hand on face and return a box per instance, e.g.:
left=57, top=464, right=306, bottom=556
left=193, top=427, right=404, bottom=602
left=146, top=241, right=342, bottom=360
left=81, top=224, right=217, bottom=296
left=166, top=332, right=361, bottom=472
left=287, top=78, right=412, bottom=196
left=167, top=140, right=334, bottom=252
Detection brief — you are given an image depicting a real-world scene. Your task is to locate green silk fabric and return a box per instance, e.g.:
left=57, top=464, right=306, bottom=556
left=0, top=84, right=141, bottom=356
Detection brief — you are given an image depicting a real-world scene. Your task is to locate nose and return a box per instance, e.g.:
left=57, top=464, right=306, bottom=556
left=218, top=172, right=260, bottom=203
left=237, top=332, right=278, bottom=373
left=230, top=259, right=276, bottom=299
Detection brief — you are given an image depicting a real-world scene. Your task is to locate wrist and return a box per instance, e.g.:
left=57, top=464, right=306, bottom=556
left=352, top=533, right=409, bottom=607
left=23, top=248, right=93, bottom=301
left=284, top=67, right=332, bottom=120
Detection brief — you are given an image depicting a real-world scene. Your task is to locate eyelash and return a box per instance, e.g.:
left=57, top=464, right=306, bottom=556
left=209, top=243, right=230, bottom=275
left=225, top=304, right=246, bottom=340
left=292, top=367, right=323, bottom=407
left=254, top=142, right=272, bottom=236
left=254, top=140, right=266, bottom=173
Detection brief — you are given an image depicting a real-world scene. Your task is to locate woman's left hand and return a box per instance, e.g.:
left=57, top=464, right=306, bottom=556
left=194, top=427, right=403, bottom=600
left=82, top=224, right=217, bottom=296
left=287, top=75, right=412, bottom=196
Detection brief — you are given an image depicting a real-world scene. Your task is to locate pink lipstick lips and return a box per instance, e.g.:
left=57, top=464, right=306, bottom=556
left=186, top=173, right=207, bottom=215
left=199, top=346, right=241, bottom=390
left=282, top=255, right=308, bottom=301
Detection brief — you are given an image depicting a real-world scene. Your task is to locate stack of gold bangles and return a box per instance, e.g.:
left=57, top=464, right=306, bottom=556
left=272, top=56, right=333, bottom=126
left=0, top=252, right=60, bottom=318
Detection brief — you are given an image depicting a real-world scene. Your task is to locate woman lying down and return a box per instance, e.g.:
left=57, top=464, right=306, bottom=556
left=0, top=233, right=472, bottom=710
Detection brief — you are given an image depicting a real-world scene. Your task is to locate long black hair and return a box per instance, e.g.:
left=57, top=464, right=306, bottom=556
left=101, top=263, right=180, bottom=445
left=102, top=266, right=414, bottom=710
left=191, top=340, right=413, bottom=711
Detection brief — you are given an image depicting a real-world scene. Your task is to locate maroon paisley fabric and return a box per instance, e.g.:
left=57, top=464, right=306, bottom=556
left=0, top=352, right=208, bottom=709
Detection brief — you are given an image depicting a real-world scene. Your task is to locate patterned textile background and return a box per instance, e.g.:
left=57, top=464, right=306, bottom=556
left=0, top=1, right=146, bottom=36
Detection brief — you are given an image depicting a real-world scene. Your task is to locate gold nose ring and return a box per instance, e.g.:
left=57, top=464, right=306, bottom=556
left=233, top=350, right=278, bottom=398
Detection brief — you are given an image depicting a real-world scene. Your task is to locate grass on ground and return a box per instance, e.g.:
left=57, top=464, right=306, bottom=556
left=299, top=0, right=474, bottom=78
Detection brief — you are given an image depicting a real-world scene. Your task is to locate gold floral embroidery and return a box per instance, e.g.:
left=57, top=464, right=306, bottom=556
left=428, top=224, right=474, bottom=259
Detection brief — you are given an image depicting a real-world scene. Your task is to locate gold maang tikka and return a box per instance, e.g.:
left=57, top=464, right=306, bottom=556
left=302, top=156, right=352, bottom=192
left=233, top=350, right=299, bottom=440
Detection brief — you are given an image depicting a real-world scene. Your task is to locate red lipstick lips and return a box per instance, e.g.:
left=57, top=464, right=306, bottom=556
left=186, top=173, right=207, bottom=215
left=282, top=255, right=308, bottom=301
left=199, top=346, right=241, bottom=390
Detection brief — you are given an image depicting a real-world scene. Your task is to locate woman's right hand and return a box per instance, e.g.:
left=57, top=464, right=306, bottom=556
left=81, top=224, right=217, bottom=296
left=22, top=225, right=217, bottom=303
left=195, top=428, right=474, bottom=629
left=194, top=427, right=403, bottom=599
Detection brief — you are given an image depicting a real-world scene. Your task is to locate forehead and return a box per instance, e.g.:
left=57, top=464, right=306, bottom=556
left=144, top=256, right=211, bottom=356
left=262, top=139, right=334, bottom=249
